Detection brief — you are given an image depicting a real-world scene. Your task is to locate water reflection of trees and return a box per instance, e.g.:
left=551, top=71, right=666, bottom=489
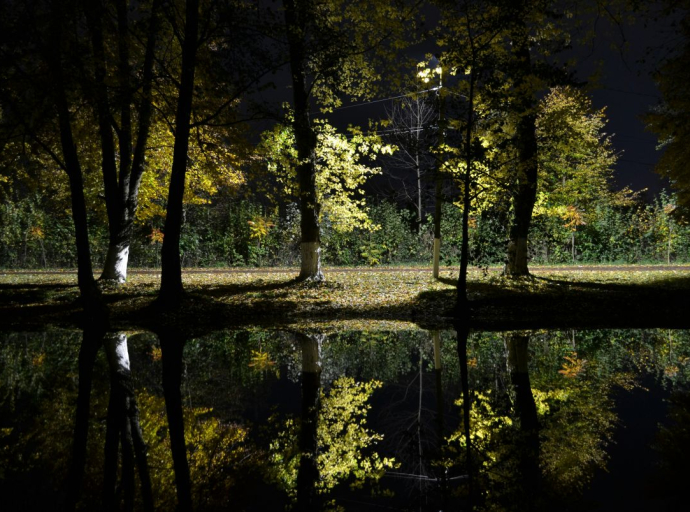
left=2, top=328, right=690, bottom=510
left=454, top=329, right=656, bottom=510
left=266, top=331, right=396, bottom=510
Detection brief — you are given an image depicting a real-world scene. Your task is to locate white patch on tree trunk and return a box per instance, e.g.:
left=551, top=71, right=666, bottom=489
left=432, top=238, right=441, bottom=279
left=300, top=242, right=324, bottom=281
left=433, top=331, right=442, bottom=370
left=101, top=244, right=130, bottom=283
left=105, top=332, right=131, bottom=373
left=301, top=333, right=324, bottom=374
left=505, top=237, right=529, bottom=276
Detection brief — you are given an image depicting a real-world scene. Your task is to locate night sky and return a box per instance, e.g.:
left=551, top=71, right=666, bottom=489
left=580, top=10, right=678, bottom=196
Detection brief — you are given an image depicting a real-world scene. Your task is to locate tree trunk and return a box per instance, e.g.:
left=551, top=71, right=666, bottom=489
left=432, top=331, right=448, bottom=504
left=458, top=65, right=475, bottom=309
left=504, top=26, right=538, bottom=278
left=101, top=239, right=131, bottom=282
left=63, top=327, right=105, bottom=512
left=102, top=332, right=154, bottom=512
left=284, top=0, right=324, bottom=282
left=160, top=330, right=193, bottom=512
left=456, top=320, right=475, bottom=504
left=571, top=231, right=576, bottom=262
left=505, top=333, right=540, bottom=505
left=47, top=0, right=104, bottom=317
left=159, top=0, right=200, bottom=305
left=296, top=332, right=323, bottom=511
left=432, top=89, right=445, bottom=279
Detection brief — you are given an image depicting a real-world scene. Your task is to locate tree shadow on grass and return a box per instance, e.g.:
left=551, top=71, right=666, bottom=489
left=533, top=273, right=690, bottom=294
left=437, top=276, right=458, bottom=287
left=0, top=282, right=75, bottom=304
left=193, top=276, right=302, bottom=298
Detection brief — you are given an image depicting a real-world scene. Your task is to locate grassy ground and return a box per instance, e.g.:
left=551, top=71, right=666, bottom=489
left=1, top=266, right=690, bottom=332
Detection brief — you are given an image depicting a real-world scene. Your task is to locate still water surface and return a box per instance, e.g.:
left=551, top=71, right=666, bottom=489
left=1, top=328, right=688, bottom=511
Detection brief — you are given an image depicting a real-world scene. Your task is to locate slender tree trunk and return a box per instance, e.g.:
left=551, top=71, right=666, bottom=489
left=47, top=0, right=104, bottom=317
left=456, top=320, right=475, bottom=505
left=458, top=65, right=475, bottom=309
left=159, top=0, right=200, bottom=305
left=160, top=330, right=193, bottom=512
left=432, top=331, right=448, bottom=506
left=572, top=231, right=576, bottom=262
left=432, top=86, right=445, bottom=279
left=415, top=95, right=423, bottom=234
left=284, top=0, right=324, bottom=282
left=63, top=327, right=104, bottom=512
left=504, top=25, right=538, bottom=278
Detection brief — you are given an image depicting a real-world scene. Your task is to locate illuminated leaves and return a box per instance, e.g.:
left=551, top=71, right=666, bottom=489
left=558, top=352, right=587, bottom=378
left=258, top=119, right=395, bottom=233
left=137, top=123, right=245, bottom=225
left=535, top=87, right=618, bottom=226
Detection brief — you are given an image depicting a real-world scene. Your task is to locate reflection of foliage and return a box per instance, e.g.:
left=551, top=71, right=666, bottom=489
left=268, top=377, right=396, bottom=500
left=319, top=378, right=395, bottom=489
left=138, top=392, right=261, bottom=511
left=537, top=362, right=631, bottom=495
left=249, top=349, right=277, bottom=375
left=0, top=333, right=265, bottom=510
left=445, top=391, right=513, bottom=473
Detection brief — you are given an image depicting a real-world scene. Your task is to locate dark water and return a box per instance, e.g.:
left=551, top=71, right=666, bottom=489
left=1, top=328, right=689, bottom=511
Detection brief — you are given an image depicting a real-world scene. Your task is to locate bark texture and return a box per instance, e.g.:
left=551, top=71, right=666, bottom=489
left=284, top=0, right=324, bottom=282
left=296, top=332, right=323, bottom=511
left=504, top=21, right=538, bottom=278
left=159, top=0, right=200, bottom=305
left=160, top=329, right=193, bottom=512
left=47, top=0, right=104, bottom=318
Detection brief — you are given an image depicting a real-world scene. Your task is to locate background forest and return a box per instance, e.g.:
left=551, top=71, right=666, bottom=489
left=2, top=0, right=690, bottom=277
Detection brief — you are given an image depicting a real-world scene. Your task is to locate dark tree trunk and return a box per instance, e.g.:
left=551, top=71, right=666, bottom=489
left=505, top=333, right=540, bottom=506
left=504, top=25, right=538, bottom=278
left=296, top=332, right=323, bottom=511
left=159, top=0, right=200, bottom=305
left=47, top=0, right=104, bottom=318
left=63, top=326, right=105, bottom=512
left=457, top=66, right=475, bottom=309
left=432, top=331, right=448, bottom=504
left=160, top=330, right=193, bottom=512
left=456, top=320, right=475, bottom=505
left=284, top=0, right=324, bottom=282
